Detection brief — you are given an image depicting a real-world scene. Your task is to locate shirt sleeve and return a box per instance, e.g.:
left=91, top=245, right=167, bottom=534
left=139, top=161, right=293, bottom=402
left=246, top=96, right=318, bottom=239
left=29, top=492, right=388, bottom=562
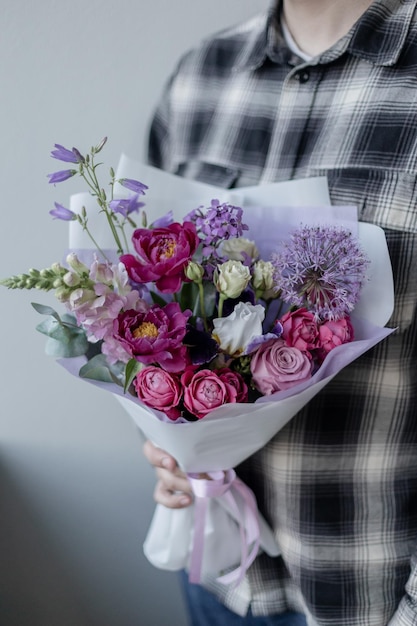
left=388, top=555, right=417, bottom=625
left=147, top=73, right=174, bottom=171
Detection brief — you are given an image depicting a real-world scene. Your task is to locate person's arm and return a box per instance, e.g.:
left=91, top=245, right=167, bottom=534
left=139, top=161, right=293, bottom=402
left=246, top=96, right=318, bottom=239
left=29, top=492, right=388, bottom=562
left=388, top=555, right=417, bottom=625
left=143, top=440, right=193, bottom=509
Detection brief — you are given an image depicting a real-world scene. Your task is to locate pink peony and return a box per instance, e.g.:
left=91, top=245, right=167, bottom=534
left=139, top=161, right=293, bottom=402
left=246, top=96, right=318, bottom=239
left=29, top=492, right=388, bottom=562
left=120, top=222, right=199, bottom=293
left=317, top=317, right=354, bottom=360
left=216, top=368, right=249, bottom=403
left=134, top=366, right=182, bottom=420
left=113, top=302, right=192, bottom=373
left=181, top=368, right=238, bottom=419
left=280, top=308, right=320, bottom=351
left=250, top=338, right=312, bottom=395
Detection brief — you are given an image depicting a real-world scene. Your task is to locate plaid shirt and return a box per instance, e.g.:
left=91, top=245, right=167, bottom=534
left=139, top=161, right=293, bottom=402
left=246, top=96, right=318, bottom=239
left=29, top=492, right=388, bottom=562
left=148, top=1, right=417, bottom=624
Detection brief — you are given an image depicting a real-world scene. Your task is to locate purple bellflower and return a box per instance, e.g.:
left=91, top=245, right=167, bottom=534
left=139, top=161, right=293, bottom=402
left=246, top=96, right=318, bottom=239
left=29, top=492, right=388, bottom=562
left=49, top=202, right=76, bottom=221
left=47, top=169, right=77, bottom=184
left=119, top=178, right=148, bottom=195
left=109, top=194, right=144, bottom=218
left=51, top=143, right=84, bottom=163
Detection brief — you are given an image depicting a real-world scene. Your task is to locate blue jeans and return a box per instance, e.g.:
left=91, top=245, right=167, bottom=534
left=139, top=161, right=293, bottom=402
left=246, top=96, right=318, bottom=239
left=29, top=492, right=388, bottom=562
left=180, top=572, right=307, bottom=626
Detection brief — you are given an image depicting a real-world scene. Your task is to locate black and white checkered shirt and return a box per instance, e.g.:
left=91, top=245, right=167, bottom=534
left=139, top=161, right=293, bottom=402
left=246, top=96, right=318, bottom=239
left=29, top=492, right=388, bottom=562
left=148, top=1, right=417, bottom=623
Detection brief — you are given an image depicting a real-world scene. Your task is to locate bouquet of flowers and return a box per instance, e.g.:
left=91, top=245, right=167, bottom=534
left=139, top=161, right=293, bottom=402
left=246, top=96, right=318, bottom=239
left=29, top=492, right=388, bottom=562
left=1, top=138, right=395, bottom=586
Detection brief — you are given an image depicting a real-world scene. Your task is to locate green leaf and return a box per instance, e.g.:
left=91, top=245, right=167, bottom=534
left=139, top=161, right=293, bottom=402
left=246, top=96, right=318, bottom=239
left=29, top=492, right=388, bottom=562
left=179, top=281, right=198, bottom=312
left=124, top=358, right=142, bottom=393
left=79, top=354, right=125, bottom=385
left=44, top=332, right=89, bottom=357
left=31, top=302, right=62, bottom=322
left=35, top=310, right=88, bottom=357
left=149, top=291, right=169, bottom=307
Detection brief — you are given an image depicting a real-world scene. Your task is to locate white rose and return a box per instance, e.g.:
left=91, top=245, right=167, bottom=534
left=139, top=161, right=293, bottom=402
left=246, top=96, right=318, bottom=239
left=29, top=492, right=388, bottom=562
left=212, top=302, right=265, bottom=356
left=214, top=260, right=251, bottom=299
left=220, top=237, right=259, bottom=262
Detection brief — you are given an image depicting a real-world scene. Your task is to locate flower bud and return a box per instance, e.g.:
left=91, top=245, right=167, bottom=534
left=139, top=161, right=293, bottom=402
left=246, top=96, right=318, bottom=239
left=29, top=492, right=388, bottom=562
left=66, top=253, right=88, bottom=275
left=252, top=260, right=278, bottom=298
left=63, top=271, right=81, bottom=287
left=185, top=261, right=204, bottom=283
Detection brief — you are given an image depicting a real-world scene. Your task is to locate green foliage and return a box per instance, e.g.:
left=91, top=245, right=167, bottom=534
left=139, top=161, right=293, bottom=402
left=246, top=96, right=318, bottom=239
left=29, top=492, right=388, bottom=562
left=79, top=354, right=125, bottom=385
left=33, top=303, right=88, bottom=357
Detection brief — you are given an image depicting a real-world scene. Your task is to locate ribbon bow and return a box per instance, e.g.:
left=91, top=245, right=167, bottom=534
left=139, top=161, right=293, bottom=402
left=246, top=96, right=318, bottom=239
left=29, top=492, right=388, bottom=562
left=187, top=469, right=260, bottom=586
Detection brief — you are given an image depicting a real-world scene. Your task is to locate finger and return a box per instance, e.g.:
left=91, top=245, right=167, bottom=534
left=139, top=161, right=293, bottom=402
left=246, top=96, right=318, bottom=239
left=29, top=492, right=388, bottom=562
left=155, top=466, right=193, bottom=495
left=143, top=439, right=177, bottom=471
left=154, top=479, right=193, bottom=509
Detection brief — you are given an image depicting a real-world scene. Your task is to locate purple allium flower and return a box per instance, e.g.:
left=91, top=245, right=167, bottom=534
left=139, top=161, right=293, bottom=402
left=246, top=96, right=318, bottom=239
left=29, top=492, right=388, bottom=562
left=109, top=194, right=144, bottom=217
left=49, top=202, right=77, bottom=221
left=47, top=169, right=77, bottom=184
left=119, top=178, right=148, bottom=195
left=51, top=144, right=84, bottom=163
left=272, top=225, right=370, bottom=321
left=185, top=199, right=248, bottom=258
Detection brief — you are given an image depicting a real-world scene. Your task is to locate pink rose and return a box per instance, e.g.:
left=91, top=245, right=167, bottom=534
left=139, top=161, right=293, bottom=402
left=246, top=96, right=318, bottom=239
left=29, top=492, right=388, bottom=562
left=317, top=317, right=354, bottom=360
left=181, top=368, right=238, bottom=419
left=250, top=338, right=312, bottom=395
left=280, top=308, right=319, bottom=351
left=216, top=368, right=249, bottom=403
left=134, top=366, right=182, bottom=420
left=120, top=222, right=199, bottom=293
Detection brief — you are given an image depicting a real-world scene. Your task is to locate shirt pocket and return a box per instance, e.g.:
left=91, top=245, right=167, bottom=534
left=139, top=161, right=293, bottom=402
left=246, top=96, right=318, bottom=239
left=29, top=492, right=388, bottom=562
left=325, top=168, right=417, bottom=332
left=175, top=160, right=240, bottom=188
left=325, top=168, right=417, bottom=233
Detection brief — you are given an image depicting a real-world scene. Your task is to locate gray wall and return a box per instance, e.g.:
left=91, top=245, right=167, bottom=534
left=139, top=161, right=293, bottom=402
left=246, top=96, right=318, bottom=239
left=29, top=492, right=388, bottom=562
left=0, top=1, right=268, bottom=625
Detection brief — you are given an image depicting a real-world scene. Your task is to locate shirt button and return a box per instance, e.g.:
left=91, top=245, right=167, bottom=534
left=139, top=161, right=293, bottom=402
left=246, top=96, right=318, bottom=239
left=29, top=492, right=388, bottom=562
left=296, top=70, right=310, bottom=83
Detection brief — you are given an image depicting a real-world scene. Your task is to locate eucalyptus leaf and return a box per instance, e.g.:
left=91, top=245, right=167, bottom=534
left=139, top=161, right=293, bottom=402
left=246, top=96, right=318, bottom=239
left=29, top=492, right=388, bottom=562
left=31, top=302, right=62, bottom=322
left=79, top=354, right=115, bottom=383
left=44, top=332, right=88, bottom=357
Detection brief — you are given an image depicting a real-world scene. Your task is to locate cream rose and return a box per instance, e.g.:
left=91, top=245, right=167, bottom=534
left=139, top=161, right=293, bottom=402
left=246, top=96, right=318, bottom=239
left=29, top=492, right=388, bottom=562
left=213, top=260, right=251, bottom=299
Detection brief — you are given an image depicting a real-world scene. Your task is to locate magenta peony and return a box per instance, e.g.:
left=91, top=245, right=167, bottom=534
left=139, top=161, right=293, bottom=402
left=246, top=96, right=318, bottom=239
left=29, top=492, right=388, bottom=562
left=120, top=222, right=199, bottom=293
left=250, top=338, right=312, bottom=395
left=113, top=302, right=192, bottom=373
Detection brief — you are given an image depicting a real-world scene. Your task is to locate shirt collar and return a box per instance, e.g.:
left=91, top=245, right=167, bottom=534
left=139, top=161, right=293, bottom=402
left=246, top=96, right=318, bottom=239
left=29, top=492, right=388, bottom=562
left=234, top=0, right=417, bottom=71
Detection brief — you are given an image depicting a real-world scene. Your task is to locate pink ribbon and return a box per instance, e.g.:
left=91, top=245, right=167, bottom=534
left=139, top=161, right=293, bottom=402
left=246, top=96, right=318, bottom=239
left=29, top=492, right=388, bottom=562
left=186, top=469, right=260, bottom=586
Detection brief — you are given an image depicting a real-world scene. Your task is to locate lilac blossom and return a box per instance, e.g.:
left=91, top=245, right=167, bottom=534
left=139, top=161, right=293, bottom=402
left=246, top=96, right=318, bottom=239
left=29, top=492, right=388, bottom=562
left=47, top=169, right=77, bottom=184
left=272, top=225, right=370, bottom=321
left=51, top=144, right=84, bottom=163
left=119, top=178, right=148, bottom=195
left=109, top=194, right=144, bottom=217
left=185, top=199, right=248, bottom=258
left=49, top=202, right=76, bottom=221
